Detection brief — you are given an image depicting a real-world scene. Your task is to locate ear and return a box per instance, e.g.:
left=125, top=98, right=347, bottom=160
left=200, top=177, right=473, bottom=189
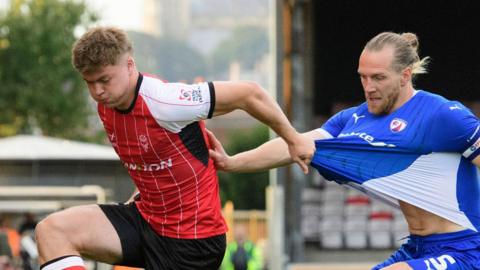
left=127, top=57, right=135, bottom=75
left=401, top=67, right=412, bottom=87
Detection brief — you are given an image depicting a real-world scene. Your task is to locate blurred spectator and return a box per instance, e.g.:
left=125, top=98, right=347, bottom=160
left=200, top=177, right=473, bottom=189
left=0, top=215, right=20, bottom=258
left=18, top=213, right=37, bottom=235
left=0, top=231, right=12, bottom=257
left=0, top=253, right=14, bottom=270
left=18, top=213, right=39, bottom=270
left=255, top=238, right=268, bottom=270
left=0, top=214, right=20, bottom=269
left=221, top=224, right=262, bottom=270
left=193, top=75, right=206, bottom=83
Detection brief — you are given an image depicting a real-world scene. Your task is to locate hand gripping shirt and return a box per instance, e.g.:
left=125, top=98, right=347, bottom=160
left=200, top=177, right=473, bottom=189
left=312, top=90, right=480, bottom=231
left=98, top=73, right=227, bottom=239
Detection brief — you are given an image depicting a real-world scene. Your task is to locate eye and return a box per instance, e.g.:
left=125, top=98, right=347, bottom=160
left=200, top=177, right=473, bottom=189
left=100, top=78, right=110, bottom=84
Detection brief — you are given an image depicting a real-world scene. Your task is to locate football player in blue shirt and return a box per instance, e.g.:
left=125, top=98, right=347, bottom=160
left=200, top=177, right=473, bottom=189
left=207, top=32, right=480, bottom=270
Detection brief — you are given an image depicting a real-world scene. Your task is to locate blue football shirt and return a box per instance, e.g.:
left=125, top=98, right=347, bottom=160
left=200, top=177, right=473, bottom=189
left=312, top=90, right=480, bottom=231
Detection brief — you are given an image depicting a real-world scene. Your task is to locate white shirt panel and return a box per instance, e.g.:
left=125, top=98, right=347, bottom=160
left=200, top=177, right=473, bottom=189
left=140, top=76, right=213, bottom=133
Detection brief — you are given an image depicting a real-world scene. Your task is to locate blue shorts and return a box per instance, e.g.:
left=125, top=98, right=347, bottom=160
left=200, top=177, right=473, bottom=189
left=372, top=230, right=480, bottom=270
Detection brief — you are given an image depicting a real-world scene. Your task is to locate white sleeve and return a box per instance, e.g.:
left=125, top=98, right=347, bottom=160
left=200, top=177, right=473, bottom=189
left=314, top=128, right=334, bottom=139
left=139, top=77, right=215, bottom=133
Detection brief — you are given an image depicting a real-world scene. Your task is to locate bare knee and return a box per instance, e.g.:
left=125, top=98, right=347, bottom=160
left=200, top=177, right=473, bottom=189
left=35, top=212, right=69, bottom=243
left=381, top=262, right=413, bottom=270
left=36, top=214, right=59, bottom=243
left=35, top=212, right=74, bottom=249
left=35, top=211, right=82, bottom=263
left=35, top=205, right=118, bottom=263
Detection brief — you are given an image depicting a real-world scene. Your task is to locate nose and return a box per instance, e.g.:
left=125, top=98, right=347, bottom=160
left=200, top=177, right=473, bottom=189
left=364, top=86, right=375, bottom=93
left=362, top=78, right=375, bottom=93
left=90, top=83, right=104, bottom=97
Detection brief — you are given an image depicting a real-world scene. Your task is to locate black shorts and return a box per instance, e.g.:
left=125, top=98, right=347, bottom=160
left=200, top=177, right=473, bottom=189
left=99, top=203, right=226, bottom=270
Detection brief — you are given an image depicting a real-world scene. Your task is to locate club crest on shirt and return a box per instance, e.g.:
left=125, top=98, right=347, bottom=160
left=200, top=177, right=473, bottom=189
left=390, top=118, right=407, bottom=133
left=139, top=134, right=149, bottom=152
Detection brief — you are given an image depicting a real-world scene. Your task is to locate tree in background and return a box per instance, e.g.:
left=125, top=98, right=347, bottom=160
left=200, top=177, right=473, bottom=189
left=210, top=26, right=269, bottom=78
left=128, top=31, right=208, bottom=83
left=0, top=0, right=97, bottom=139
left=219, top=125, right=270, bottom=210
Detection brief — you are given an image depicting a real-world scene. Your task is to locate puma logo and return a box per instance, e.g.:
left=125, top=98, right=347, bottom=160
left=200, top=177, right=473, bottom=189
left=352, top=113, right=365, bottom=124
left=449, top=104, right=462, bottom=111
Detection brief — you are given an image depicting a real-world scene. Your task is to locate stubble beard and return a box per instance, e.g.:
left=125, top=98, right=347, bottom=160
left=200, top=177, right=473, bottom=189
left=369, top=86, right=400, bottom=115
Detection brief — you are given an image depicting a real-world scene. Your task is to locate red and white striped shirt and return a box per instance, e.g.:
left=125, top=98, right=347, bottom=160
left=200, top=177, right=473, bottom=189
left=98, top=73, right=227, bottom=239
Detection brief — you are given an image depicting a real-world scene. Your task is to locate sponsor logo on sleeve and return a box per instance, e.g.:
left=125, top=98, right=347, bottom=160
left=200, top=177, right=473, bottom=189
left=463, top=137, right=480, bottom=158
left=179, top=89, right=192, bottom=101
left=179, top=86, right=204, bottom=102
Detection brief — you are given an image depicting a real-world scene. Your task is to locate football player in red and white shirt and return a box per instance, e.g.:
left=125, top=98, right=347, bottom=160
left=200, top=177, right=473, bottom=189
left=35, top=27, right=314, bottom=270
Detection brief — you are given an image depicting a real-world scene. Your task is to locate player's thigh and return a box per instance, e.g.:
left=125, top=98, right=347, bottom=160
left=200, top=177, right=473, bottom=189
left=41, top=204, right=123, bottom=262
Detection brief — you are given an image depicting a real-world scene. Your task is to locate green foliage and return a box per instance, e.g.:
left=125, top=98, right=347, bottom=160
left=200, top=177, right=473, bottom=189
left=219, top=125, right=270, bottom=210
left=210, top=25, right=269, bottom=76
left=128, top=31, right=207, bottom=82
left=0, top=0, right=97, bottom=139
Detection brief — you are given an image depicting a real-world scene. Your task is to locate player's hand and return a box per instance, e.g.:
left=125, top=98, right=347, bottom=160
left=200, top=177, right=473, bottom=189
left=287, top=133, right=315, bottom=174
left=207, top=129, right=233, bottom=171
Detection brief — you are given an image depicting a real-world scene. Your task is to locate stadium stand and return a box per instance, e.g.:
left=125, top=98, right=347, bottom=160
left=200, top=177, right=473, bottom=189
left=301, top=178, right=409, bottom=250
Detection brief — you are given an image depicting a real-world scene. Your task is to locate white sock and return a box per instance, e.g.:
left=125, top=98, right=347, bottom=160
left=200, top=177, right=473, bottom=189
left=40, top=255, right=86, bottom=270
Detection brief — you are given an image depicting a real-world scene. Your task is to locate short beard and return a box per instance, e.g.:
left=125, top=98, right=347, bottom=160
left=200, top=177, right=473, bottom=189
left=379, top=86, right=400, bottom=115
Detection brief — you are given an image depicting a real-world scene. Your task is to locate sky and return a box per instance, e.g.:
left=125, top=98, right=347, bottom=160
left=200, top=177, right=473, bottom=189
left=0, top=0, right=8, bottom=10
left=0, top=0, right=145, bottom=31
left=84, top=0, right=145, bottom=32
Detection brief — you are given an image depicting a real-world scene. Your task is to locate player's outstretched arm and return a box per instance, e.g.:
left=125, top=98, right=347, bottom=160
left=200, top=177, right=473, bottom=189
left=208, top=129, right=325, bottom=173
left=212, top=81, right=315, bottom=173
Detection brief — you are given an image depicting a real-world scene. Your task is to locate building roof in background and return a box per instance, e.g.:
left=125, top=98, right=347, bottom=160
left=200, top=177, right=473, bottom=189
left=0, top=135, right=118, bottom=160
